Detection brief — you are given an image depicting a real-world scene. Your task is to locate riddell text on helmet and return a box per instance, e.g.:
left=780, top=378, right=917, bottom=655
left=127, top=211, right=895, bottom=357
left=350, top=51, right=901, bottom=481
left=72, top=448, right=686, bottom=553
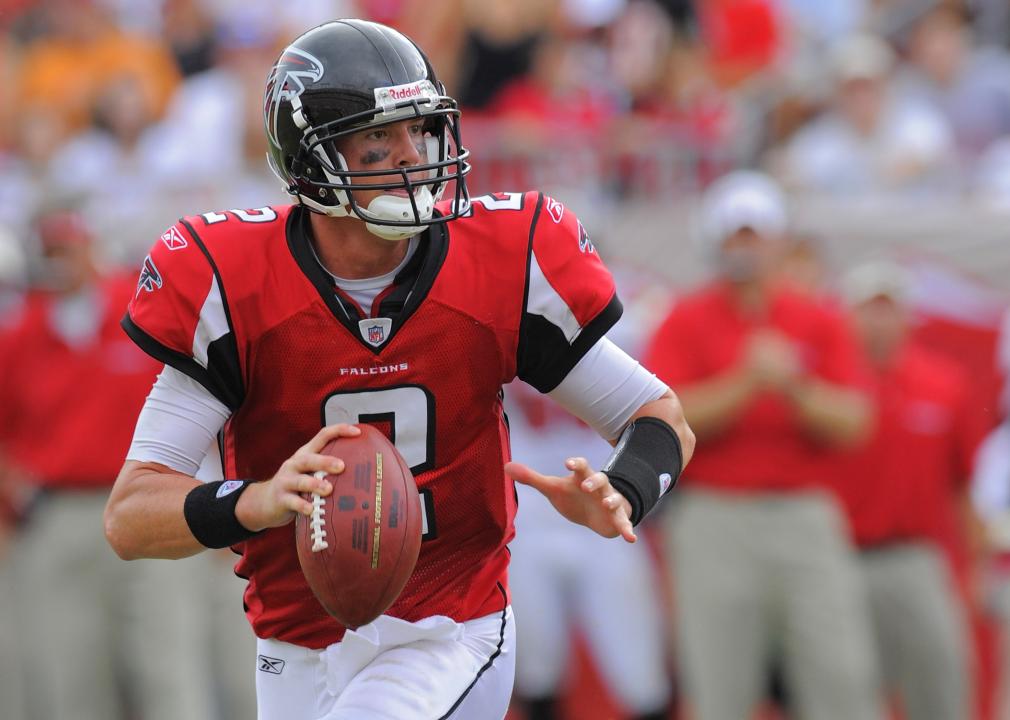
left=387, top=85, right=424, bottom=100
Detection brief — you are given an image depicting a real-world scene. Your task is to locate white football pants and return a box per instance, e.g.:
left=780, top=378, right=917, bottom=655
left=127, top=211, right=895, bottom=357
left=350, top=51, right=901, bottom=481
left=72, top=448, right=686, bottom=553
left=256, top=607, right=515, bottom=720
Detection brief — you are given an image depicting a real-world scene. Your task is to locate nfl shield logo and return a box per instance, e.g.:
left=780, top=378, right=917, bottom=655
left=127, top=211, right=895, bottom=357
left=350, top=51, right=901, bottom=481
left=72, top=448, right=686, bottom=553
left=358, top=317, right=392, bottom=347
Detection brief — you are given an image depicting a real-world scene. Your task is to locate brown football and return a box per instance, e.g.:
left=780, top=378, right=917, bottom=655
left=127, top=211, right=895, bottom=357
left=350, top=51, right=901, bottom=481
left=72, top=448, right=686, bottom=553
left=294, top=425, right=422, bottom=629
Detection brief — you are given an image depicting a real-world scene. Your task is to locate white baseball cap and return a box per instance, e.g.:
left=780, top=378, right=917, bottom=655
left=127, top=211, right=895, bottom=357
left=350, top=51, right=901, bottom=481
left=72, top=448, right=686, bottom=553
left=830, top=33, right=895, bottom=83
left=841, top=260, right=912, bottom=305
left=699, top=170, right=788, bottom=250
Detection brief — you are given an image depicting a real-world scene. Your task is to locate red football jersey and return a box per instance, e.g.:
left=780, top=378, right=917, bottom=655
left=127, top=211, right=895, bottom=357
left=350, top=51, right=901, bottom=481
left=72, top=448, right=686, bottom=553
left=124, top=192, right=620, bottom=649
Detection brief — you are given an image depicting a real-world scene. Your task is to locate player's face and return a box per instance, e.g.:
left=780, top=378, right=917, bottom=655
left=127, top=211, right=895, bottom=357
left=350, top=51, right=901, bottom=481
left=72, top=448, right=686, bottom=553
left=337, top=118, right=431, bottom=208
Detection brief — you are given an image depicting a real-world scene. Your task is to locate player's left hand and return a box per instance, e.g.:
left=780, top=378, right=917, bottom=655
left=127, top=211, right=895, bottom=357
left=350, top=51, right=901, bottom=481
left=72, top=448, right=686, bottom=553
left=505, top=457, right=636, bottom=543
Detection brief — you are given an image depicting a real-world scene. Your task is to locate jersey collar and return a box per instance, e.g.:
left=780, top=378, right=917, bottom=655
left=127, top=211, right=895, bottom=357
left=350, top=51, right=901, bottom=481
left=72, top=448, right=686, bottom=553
left=286, top=205, right=449, bottom=354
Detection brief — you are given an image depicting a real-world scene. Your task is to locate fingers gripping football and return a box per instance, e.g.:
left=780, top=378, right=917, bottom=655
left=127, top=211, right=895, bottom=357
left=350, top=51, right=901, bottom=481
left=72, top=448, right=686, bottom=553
left=236, top=424, right=361, bottom=531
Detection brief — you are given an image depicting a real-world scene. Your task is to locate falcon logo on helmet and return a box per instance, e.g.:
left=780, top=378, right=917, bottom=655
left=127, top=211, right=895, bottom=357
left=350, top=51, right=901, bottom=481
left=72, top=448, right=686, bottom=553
left=264, top=47, right=325, bottom=155
left=261, top=20, right=471, bottom=241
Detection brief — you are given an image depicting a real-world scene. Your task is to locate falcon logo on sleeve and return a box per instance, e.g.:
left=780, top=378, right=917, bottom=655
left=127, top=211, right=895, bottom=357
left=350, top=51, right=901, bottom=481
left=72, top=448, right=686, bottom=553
left=136, top=255, right=163, bottom=296
left=577, top=220, right=595, bottom=254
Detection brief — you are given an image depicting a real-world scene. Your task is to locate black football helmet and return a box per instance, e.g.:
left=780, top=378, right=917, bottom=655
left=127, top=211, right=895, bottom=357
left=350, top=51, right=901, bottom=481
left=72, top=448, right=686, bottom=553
left=264, top=20, right=471, bottom=240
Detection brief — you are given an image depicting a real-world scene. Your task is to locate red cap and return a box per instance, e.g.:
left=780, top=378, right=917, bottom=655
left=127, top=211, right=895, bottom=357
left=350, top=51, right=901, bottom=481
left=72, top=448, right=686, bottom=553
left=36, top=211, right=92, bottom=250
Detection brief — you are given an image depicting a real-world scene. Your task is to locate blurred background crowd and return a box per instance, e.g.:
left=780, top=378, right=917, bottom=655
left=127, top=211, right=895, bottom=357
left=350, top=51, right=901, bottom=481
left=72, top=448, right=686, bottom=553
left=3, top=0, right=1010, bottom=718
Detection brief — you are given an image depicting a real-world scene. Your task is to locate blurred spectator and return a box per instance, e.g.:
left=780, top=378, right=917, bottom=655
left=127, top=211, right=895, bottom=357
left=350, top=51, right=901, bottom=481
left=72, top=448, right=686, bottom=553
left=644, top=171, right=880, bottom=720
left=837, top=260, right=979, bottom=720
left=481, top=32, right=621, bottom=197
left=13, top=0, right=179, bottom=143
left=974, top=136, right=1010, bottom=209
left=970, top=0, right=1010, bottom=47
left=0, top=222, right=28, bottom=720
left=133, top=14, right=281, bottom=204
left=614, top=1, right=738, bottom=156
left=506, top=264, right=673, bottom=720
left=0, top=224, right=27, bottom=328
left=373, top=0, right=468, bottom=92
left=456, top=0, right=553, bottom=109
left=974, top=305, right=1010, bottom=720
left=162, top=0, right=220, bottom=77
left=189, top=443, right=260, bottom=720
left=0, top=210, right=217, bottom=720
left=205, top=0, right=352, bottom=48
left=778, top=33, right=956, bottom=197
left=776, top=233, right=834, bottom=298
left=42, top=73, right=177, bottom=263
left=610, top=0, right=677, bottom=109
left=486, top=34, right=620, bottom=139
left=697, top=0, right=783, bottom=87
left=897, top=2, right=1010, bottom=159
left=778, top=0, right=868, bottom=48
left=0, top=105, right=63, bottom=241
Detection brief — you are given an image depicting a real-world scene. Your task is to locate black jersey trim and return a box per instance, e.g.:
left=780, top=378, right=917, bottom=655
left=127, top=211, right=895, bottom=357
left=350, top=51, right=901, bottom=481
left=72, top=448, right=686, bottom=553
left=515, top=192, right=624, bottom=392
left=121, top=314, right=242, bottom=410
left=514, top=192, right=544, bottom=385
left=436, top=583, right=509, bottom=720
left=179, top=218, right=246, bottom=407
left=286, top=206, right=449, bottom=355
left=518, top=293, right=624, bottom=393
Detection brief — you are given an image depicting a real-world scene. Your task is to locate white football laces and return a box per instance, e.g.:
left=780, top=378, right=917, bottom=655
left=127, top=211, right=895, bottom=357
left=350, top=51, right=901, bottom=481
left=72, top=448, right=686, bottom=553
left=309, top=471, right=330, bottom=552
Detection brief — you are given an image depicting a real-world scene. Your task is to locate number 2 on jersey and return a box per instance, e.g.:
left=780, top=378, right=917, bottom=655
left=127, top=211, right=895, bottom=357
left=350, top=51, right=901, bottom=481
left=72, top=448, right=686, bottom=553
left=322, top=385, right=434, bottom=473
left=322, top=385, right=437, bottom=539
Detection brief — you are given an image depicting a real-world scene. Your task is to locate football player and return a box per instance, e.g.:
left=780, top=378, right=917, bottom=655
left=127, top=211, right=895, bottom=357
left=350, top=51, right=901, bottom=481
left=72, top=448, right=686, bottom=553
left=104, top=19, right=693, bottom=720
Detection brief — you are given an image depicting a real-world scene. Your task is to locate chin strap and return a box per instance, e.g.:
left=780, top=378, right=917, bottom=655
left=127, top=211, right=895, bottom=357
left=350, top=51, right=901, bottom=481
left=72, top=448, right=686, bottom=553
left=363, top=190, right=434, bottom=240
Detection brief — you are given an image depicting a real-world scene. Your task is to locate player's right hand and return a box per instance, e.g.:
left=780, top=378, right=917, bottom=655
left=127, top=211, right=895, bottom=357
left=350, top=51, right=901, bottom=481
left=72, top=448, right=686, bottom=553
left=236, top=424, right=361, bottom=532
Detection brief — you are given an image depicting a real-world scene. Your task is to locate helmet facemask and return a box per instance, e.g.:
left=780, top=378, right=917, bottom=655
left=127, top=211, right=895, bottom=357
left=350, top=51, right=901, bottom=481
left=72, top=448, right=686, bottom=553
left=267, top=82, right=471, bottom=241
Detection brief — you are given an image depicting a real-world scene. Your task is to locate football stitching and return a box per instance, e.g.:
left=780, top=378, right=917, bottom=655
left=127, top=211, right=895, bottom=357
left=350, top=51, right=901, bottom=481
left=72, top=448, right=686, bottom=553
left=309, top=471, right=329, bottom=552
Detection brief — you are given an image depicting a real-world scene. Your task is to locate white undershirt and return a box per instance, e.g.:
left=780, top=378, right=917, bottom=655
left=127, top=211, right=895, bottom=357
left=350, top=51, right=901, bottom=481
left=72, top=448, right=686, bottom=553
left=312, top=235, right=419, bottom=313
left=127, top=338, right=669, bottom=476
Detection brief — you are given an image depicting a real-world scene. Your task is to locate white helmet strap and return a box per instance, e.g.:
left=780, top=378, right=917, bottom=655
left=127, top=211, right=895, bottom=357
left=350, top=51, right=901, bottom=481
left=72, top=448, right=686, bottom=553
left=302, top=145, right=437, bottom=241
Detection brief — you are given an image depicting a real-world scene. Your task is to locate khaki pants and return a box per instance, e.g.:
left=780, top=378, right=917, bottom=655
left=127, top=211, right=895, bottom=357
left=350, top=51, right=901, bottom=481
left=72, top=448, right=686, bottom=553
left=10, top=491, right=217, bottom=720
left=0, top=553, right=26, bottom=720
left=667, top=489, right=882, bottom=720
left=200, top=548, right=258, bottom=720
left=861, top=544, right=969, bottom=720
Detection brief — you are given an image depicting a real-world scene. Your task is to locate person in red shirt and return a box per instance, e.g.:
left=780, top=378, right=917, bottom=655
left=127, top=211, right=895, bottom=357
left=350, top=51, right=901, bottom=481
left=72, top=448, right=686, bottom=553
left=836, top=261, right=982, bottom=720
left=644, top=170, right=880, bottom=720
left=0, top=222, right=28, bottom=720
left=102, top=20, right=694, bottom=720
left=0, top=210, right=218, bottom=720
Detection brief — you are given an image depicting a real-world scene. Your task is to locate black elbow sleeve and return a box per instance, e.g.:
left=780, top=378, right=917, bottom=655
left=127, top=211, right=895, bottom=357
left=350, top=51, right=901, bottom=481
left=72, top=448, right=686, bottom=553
left=603, top=417, right=682, bottom=526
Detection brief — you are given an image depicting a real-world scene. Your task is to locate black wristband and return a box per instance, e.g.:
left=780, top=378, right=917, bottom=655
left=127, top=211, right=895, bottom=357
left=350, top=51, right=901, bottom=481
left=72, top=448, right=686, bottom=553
left=183, top=480, right=260, bottom=549
left=603, top=417, right=682, bottom=526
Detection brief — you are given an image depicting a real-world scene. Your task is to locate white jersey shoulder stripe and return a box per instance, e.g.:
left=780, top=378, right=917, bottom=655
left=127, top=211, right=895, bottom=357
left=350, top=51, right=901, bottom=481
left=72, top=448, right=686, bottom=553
left=192, top=275, right=230, bottom=369
left=527, top=250, right=582, bottom=344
